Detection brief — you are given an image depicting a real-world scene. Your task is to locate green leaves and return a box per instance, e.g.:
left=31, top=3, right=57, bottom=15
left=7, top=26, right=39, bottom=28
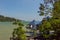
left=13, top=20, right=24, bottom=26
left=39, top=20, right=52, bottom=38
left=12, top=21, right=26, bottom=40
left=38, top=0, right=60, bottom=39
left=39, top=21, right=51, bottom=31
left=38, top=3, right=45, bottom=16
left=38, top=2, right=52, bottom=17
left=53, top=0, right=60, bottom=19
left=39, top=4, right=45, bottom=11
left=39, top=11, right=44, bottom=16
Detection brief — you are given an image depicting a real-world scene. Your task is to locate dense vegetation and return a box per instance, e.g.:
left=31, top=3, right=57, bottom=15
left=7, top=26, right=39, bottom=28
left=11, top=21, right=26, bottom=40
left=0, top=15, right=20, bottom=22
left=38, top=0, right=60, bottom=40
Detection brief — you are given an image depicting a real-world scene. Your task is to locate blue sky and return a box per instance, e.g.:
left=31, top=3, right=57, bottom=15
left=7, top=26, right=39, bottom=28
left=0, top=0, right=44, bottom=21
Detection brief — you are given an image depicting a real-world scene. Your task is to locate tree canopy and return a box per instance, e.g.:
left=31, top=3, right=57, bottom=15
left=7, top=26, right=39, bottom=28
left=12, top=21, right=26, bottom=40
left=38, top=0, right=60, bottom=39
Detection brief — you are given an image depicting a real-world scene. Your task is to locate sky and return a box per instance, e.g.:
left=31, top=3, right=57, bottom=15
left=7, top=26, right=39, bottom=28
left=0, top=0, right=44, bottom=21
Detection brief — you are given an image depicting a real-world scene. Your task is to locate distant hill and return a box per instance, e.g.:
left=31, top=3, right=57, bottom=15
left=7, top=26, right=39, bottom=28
left=0, top=15, right=29, bottom=25
left=0, top=15, right=20, bottom=22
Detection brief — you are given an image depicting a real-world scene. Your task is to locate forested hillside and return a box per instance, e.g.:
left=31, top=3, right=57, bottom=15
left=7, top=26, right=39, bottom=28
left=0, top=15, right=20, bottom=22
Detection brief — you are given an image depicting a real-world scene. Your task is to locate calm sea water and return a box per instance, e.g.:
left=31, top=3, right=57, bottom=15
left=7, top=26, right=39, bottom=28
left=0, top=22, right=17, bottom=40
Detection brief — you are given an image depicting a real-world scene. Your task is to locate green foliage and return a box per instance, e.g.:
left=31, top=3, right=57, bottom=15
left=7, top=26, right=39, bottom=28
left=38, top=0, right=60, bottom=39
left=12, top=21, right=26, bottom=40
left=13, top=20, right=24, bottom=26
left=39, top=20, right=52, bottom=38
left=38, top=1, right=52, bottom=17
left=38, top=3, right=45, bottom=16
left=0, top=15, right=19, bottom=22
left=39, top=4, right=45, bottom=11
left=50, top=19, right=60, bottom=31
left=14, top=27, right=26, bottom=40
left=53, top=0, right=60, bottom=19
left=39, top=19, right=60, bottom=38
left=39, top=20, right=51, bottom=31
left=39, top=11, right=44, bottom=16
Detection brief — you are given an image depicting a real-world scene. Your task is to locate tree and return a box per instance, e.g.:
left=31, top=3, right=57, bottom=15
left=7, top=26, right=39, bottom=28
left=38, top=0, right=60, bottom=39
left=39, top=20, right=52, bottom=38
left=52, top=0, right=60, bottom=19
left=12, top=21, right=26, bottom=40
left=38, top=0, right=53, bottom=18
